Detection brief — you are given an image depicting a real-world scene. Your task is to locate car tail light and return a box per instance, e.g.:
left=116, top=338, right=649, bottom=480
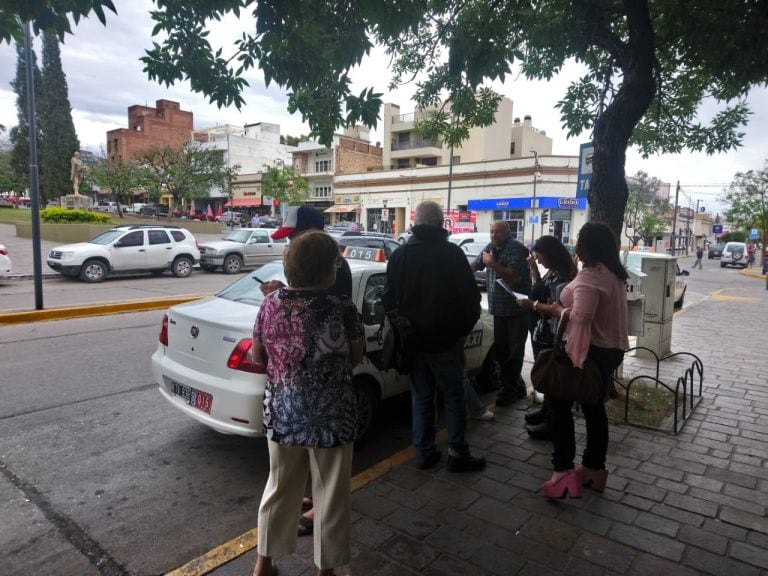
left=159, top=314, right=169, bottom=346
left=227, top=338, right=266, bottom=374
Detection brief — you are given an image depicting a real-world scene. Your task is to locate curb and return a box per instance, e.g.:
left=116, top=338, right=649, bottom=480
left=0, top=295, right=207, bottom=325
left=739, top=268, right=767, bottom=279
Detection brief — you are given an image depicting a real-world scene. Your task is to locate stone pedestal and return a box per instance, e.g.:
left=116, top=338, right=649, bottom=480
left=61, top=195, right=92, bottom=210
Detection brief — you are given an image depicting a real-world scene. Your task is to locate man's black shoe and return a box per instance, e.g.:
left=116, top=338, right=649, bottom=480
left=526, top=422, right=551, bottom=440
left=416, top=450, right=442, bottom=470
left=524, top=409, right=547, bottom=425
left=446, top=454, right=486, bottom=473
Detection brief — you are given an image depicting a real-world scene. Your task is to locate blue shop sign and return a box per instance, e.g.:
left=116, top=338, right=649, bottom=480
left=468, top=197, right=587, bottom=211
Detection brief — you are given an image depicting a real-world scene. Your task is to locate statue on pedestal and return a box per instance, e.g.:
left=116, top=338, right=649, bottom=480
left=70, top=151, right=85, bottom=196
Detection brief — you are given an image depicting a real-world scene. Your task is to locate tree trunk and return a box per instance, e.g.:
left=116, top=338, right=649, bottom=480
left=589, top=0, right=656, bottom=241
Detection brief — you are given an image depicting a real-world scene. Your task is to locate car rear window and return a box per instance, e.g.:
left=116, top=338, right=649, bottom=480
left=170, top=230, right=186, bottom=242
left=216, top=261, right=286, bottom=307
left=725, top=243, right=744, bottom=251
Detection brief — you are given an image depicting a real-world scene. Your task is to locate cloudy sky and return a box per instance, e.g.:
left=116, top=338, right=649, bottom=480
left=2, top=0, right=766, bottom=213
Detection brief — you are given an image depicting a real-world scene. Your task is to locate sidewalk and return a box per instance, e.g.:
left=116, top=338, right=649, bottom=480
left=202, top=275, right=768, bottom=576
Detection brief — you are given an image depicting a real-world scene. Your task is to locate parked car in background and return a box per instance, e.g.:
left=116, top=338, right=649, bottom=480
left=336, top=233, right=401, bottom=260
left=462, top=243, right=487, bottom=289
left=46, top=224, right=200, bottom=282
left=448, top=232, right=490, bottom=248
left=720, top=242, right=748, bottom=268
left=0, top=244, right=12, bottom=279
left=708, top=243, right=725, bottom=259
left=327, top=221, right=363, bottom=234
left=152, top=256, right=498, bottom=440
left=139, top=203, right=169, bottom=216
left=216, top=211, right=243, bottom=226
left=95, top=201, right=118, bottom=213
left=198, top=228, right=288, bottom=274
left=397, top=231, right=412, bottom=244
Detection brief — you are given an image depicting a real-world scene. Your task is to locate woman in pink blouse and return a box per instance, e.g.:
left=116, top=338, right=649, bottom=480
left=535, top=223, right=628, bottom=499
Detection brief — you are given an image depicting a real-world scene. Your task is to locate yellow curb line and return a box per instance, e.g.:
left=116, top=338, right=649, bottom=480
left=165, top=431, right=448, bottom=576
left=709, top=288, right=761, bottom=303
left=739, top=268, right=766, bottom=279
left=0, top=295, right=208, bottom=325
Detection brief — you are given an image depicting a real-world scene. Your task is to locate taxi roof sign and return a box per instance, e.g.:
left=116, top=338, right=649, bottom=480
left=342, top=246, right=387, bottom=262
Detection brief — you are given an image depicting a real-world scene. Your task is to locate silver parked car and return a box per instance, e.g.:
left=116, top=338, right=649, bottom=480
left=198, top=228, right=288, bottom=274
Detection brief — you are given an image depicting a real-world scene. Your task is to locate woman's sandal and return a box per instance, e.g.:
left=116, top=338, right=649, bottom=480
left=297, top=514, right=314, bottom=537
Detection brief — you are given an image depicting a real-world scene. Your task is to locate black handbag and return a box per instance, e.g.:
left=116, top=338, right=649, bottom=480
left=381, top=311, right=417, bottom=374
left=530, top=312, right=602, bottom=404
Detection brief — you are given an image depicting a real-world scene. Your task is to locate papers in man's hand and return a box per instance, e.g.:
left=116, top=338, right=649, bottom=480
left=495, top=278, right=528, bottom=300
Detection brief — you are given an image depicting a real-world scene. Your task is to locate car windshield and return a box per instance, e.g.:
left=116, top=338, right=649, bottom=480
left=223, top=230, right=253, bottom=243
left=89, top=230, right=125, bottom=245
left=216, top=261, right=286, bottom=306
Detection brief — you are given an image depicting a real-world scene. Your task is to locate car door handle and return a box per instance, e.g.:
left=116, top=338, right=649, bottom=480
left=166, top=247, right=172, bottom=250
left=138, top=249, right=145, bottom=252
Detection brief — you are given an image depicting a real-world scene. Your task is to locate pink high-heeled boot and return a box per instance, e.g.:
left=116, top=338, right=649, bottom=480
left=578, top=466, right=608, bottom=492
left=542, top=469, right=582, bottom=499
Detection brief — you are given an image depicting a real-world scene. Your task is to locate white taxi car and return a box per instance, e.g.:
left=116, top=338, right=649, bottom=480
left=152, top=252, right=498, bottom=441
left=0, top=243, right=12, bottom=279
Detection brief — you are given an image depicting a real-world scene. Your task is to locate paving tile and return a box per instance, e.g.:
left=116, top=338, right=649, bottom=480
left=668, top=447, right=729, bottom=469
left=378, top=534, right=437, bottom=572
left=351, top=516, right=396, bottom=550
left=703, top=466, right=758, bottom=489
left=649, top=503, right=705, bottom=527
left=351, top=492, right=400, bottom=520
left=557, top=506, right=614, bottom=537
left=663, top=491, right=718, bottom=517
left=421, top=553, right=489, bottom=576
left=681, top=547, right=760, bottom=576
left=383, top=508, right=440, bottom=541
left=626, top=552, right=701, bottom=576
left=516, top=558, right=563, bottom=576
left=613, top=467, right=656, bottom=485
left=683, top=473, right=724, bottom=493
left=372, top=562, right=421, bottom=576
left=472, top=476, right=522, bottom=503
left=563, top=555, right=609, bottom=575
left=466, top=496, right=532, bottom=532
left=728, top=460, right=768, bottom=481
left=370, top=482, right=431, bottom=511
left=570, top=533, right=636, bottom=573
left=468, top=542, right=526, bottom=576
left=575, top=496, right=639, bottom=525
left=608, top=523, right=685, bottom=561
left=518, top=515, right=582, bottom=552
left=347, top=545, right=401, bottom=576
left=689, top=486, right=765, bottom=516
left=655, top=478, right=688, bottom=494
left=413, top=477, right=480, bottom=511
left=633, top=510, right=680, bottom=537
left=637, top=461, right=684, bottom=481
left=623, top=480, right=667, bottom=502
left=676, top=524, right=728, bottom=555
left=701, top=518, right=748, bottom=541
left=381, top=465, right=434, bottom=493
left=718, top=506, right=768, bottom=535
left=423, top=524, right=486, bottom=560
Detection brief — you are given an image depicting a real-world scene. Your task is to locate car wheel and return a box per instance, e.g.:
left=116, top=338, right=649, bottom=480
left=171, top=256, right=194, bottom=278
left=79, top=259, right=108, bottom=283
left=201, top=265, right=218, bottom=272
left=353, top=377, right=380, bottom=444
left=222, top=254, right=243, bottom=274
left=476, top=346, right=502, bottom=393
left=721, top=262, right=726, bottom=268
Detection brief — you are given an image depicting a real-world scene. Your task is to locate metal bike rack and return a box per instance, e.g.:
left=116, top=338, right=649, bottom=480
left=611, top=347, right=703, bottom=434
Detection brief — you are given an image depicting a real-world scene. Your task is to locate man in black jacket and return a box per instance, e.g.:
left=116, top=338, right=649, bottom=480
left=383, top=201, right=486, bottom=472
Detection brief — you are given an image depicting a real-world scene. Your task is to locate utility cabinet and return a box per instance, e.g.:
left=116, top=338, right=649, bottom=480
left=622, top=252, right=677, bottom=357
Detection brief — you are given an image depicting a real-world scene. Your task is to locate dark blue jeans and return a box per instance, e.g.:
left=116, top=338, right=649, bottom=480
left=410, top=339, right=469, bottom=465
left=494, top=313, right=529, bottom=399
left=549, top=345, right=625, bottom=471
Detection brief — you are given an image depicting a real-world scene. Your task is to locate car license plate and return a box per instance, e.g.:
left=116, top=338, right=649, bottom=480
left=171, top=381, right=213, bottom=414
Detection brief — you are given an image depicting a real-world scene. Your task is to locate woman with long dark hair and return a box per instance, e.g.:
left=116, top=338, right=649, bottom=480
left=518, top=236, right=577, bottom=439
left=533, top=223, right=628, bottom=499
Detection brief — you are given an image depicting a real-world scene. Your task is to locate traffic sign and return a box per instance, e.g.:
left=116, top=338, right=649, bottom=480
left=749, top=228, right=759, bottom=240
left=444, top=217, right=455, bottom=230
left=712, top=224, right=723, bottom=234
left=381, top=208, right=389, bottom=219
left=528, top=216, right=539, bottom=224
left=576, top=142, right=593, bottom=199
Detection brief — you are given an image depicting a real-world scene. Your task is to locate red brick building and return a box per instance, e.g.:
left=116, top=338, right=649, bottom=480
left=106, top=99, right=193, bottom=164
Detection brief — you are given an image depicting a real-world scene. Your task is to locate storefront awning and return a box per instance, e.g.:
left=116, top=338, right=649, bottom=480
left=226, top=197, right=262, bottom=207
left=324, top=204, right=359, bottom=213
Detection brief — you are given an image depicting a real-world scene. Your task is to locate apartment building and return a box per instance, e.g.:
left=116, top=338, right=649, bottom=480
left=192, top=122, right=295, bottom=210
left=106, top=99, right=193, bottom=164
left=292, top=126, right=382, bottom=219
left=335, top=99, right=584, bottom=243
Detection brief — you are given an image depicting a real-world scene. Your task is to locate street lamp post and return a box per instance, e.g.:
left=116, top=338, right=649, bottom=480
left=530, top=151, right=541, bottom=245
left=382, top=199, right=388, bottom=234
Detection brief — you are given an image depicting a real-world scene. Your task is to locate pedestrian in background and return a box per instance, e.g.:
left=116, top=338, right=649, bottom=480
left=518, top=236, right=578, bottom=440
left=473, top=221, right=532, bottom=406
left=251, top=231, right=364, bottom=576
left=534, top=222, right=628, bottom=499
left=693, top=245, right=703, bottom=269
left=383, top=201, right=486, bottom=472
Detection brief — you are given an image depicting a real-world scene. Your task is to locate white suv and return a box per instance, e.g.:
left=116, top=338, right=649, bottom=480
left=720, top=242, right=748, bottom=269
left=47, top=225, right=200, bottom=282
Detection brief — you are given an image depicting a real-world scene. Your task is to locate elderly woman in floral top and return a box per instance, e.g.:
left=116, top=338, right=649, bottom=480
left=251, top=231, right=364, bottom=576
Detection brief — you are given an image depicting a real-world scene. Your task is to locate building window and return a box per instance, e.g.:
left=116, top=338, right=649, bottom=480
left=398, top=132, right=411, bottom=144
left=510, top=141, right=516, bottom=155
left=314, top=160, right=331, bottom=172
left=396, top=159, right=410, bottom=169
left=312, top=186, right=332, bottom=199
left=450, top=155, right=460, bottom=165
left=420, top=157, right=437, bottom=166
